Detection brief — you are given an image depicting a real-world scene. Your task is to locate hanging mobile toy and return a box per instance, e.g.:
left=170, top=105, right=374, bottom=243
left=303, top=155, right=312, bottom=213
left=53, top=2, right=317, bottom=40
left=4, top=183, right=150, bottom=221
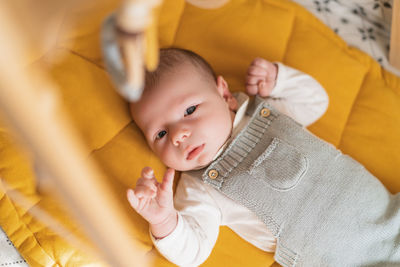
left=101, top=0, right=160, bottom=102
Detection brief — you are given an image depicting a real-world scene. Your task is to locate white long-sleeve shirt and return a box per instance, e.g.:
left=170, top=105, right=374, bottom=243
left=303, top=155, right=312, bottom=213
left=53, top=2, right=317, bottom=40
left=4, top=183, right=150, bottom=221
left=150, top=63, right=329, bottom=266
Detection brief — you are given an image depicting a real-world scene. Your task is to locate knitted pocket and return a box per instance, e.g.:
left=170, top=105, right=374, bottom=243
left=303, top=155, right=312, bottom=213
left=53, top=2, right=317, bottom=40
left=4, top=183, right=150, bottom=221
left=248, top=137, right=308, bottom=191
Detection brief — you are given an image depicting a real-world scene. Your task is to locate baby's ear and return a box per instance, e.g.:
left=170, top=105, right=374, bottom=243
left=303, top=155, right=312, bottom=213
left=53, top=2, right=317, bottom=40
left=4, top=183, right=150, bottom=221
left=216, top=76, right=237, bottom=112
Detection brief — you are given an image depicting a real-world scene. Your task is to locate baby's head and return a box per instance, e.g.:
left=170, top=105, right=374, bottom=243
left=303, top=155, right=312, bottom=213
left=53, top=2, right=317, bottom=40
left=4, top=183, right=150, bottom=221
left=130, top=48, right=237, bottom=171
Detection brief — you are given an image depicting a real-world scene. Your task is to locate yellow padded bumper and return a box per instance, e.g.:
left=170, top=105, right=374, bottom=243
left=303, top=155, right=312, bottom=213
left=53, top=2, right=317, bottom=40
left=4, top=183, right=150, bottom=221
left=0, top=0, right=399, bottom=266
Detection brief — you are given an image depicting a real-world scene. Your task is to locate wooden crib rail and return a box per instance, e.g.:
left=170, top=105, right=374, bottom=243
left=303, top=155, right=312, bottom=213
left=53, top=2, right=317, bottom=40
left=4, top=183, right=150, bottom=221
left=0, top=3, right=148, bottom=267
left=389, top=0, right=400, bottom=70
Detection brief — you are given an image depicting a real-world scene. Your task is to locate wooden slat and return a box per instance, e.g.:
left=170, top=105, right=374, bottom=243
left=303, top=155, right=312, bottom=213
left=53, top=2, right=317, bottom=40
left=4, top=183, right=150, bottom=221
left=0, top=3, right=149, bottom=267
left=389, top=0, right=400, bottom=70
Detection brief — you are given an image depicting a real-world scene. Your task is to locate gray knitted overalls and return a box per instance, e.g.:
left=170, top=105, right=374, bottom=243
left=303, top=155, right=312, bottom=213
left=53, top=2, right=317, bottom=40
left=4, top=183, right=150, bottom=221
left=187, top=96, right=400, bottom=266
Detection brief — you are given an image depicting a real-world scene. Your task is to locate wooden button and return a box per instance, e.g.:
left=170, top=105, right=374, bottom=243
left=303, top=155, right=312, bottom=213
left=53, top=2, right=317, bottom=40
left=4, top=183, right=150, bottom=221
left=208, top=169, right=219, bottom=179
left=260, top=108, right=271, bottom=118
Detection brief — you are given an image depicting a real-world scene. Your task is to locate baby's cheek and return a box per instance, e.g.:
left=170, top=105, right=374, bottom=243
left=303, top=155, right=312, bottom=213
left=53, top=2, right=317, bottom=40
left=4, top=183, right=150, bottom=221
left=158, top=146, right=186, bottom=170
left=158, top=145, right=173, bottom=164
left=212, top=117, right=231, bottom=141
left=198, top=153, right=212, bottom=167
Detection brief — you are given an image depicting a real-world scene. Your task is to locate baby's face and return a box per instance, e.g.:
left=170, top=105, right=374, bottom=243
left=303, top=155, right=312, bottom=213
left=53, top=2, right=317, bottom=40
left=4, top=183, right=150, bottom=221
left=131, top=63, right=234, bottom=171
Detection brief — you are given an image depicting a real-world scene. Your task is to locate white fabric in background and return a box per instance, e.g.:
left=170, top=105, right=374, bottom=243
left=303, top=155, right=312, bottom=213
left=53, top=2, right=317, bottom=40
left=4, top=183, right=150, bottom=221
left=0, top=227, right=27, bottom=267
left=291, top=0, right=400, bottom=76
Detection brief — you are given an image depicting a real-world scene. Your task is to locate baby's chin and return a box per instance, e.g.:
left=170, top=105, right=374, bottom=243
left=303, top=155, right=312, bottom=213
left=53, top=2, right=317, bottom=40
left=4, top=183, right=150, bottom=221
left=169, top=152, right=215, bottom=172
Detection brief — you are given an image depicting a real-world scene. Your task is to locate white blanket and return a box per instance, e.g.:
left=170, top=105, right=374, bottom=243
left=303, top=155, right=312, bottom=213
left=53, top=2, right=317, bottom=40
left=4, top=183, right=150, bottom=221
left=292, top=0, right=399, bottom=76
left=0, top=227, right=27, bottom=267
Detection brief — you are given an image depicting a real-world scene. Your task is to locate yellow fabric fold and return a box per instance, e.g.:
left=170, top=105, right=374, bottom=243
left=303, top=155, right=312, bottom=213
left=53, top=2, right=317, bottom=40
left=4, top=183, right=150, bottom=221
left=1, top=0, right=399, bottom=266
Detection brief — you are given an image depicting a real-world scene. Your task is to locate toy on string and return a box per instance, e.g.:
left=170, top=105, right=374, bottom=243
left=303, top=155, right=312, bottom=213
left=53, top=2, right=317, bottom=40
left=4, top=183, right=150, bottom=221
left=101, top=0, right=235, bottom=102
left=102, top=0, right=161, bottom=102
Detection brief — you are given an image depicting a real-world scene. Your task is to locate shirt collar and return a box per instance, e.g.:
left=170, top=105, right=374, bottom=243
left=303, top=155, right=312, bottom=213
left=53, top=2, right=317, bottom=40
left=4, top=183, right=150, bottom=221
left=232, top=92, right=249, bottom=129
left=212, top=92, right=249, bottom=160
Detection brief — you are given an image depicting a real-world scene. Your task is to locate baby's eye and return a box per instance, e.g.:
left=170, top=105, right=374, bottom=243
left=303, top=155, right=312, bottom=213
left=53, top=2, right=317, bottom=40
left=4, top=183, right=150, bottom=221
left=156, top=130, right=167, bottom=140
left=184, top=105, right=197, bottom=116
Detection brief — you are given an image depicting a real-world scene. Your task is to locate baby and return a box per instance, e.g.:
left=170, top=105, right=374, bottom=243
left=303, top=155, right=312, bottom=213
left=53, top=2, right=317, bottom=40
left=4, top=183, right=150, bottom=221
left=127, top=48, right=400, bottom=266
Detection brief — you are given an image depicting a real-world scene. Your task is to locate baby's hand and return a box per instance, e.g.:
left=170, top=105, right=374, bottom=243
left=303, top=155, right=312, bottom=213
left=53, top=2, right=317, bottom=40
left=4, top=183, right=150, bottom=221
left=246, top=58, right=278, bottom=97
left=127, top=167, right=177, bottom=238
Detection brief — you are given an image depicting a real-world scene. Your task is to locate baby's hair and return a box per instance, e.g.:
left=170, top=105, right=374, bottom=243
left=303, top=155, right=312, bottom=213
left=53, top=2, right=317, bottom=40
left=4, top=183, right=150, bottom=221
left=145, top=48, right=217, bottom=91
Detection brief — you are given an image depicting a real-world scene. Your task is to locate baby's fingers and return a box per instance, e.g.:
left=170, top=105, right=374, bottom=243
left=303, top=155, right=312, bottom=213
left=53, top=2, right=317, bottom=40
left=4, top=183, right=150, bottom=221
left=136, top=177, right=158, bottom=192
left=142, top=167, right=156, bottom=180
left=137, top=197, right=150, bottom=211
left=251, top=58, right=271, bottom=70
left=160, top=168, right=175, bottom=193
left=247, top=65, right=268, bottom=77
left=135, top=185, right=157, bottom=198
left=127, top=189, right=139, bottom=210
left=127, top=188, right=154, bottom=212
left=246, top=75, right=264, bottom=85
left=246, top=84, right=259, bottom=96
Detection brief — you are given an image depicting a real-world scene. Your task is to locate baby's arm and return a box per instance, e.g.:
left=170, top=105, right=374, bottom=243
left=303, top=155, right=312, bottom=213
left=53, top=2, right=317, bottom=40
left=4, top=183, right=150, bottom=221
left=151, top=174, right=221, bottom=266
left=127, top=168, right=221, bottom=266
left=246, top=58, right=329, bottom=126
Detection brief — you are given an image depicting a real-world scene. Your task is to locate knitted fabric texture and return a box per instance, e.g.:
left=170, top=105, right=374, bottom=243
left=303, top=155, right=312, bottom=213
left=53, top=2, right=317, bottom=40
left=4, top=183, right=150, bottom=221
left=187, top=96, right=400, bottom=266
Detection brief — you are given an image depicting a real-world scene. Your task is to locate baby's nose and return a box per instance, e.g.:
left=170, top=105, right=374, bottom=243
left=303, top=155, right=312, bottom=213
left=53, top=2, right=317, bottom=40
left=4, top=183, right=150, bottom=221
left=172, top=128, right=190, bottom=146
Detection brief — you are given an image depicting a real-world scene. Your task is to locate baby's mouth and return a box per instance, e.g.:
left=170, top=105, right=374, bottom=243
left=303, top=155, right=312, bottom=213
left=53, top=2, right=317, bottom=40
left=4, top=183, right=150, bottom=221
left=186, top=144, right=205, bottom=160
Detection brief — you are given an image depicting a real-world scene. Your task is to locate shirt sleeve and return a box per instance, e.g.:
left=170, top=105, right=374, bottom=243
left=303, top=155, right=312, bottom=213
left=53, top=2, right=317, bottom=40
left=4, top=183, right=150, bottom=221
left=150, top=173, right=222, bottom=266
left=265, top=62, right=329, bottom=127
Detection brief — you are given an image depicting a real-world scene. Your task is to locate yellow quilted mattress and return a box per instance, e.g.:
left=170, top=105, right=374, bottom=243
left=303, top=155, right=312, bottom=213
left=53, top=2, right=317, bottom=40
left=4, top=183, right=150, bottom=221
left=0, top=0, right=399, bottom=266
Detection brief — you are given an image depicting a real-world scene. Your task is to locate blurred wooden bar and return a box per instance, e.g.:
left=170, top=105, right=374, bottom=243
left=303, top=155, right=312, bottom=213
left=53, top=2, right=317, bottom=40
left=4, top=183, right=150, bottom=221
left=0, top=3, right=148, bottom=267
left=389, top=0, right=400, bottom=70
